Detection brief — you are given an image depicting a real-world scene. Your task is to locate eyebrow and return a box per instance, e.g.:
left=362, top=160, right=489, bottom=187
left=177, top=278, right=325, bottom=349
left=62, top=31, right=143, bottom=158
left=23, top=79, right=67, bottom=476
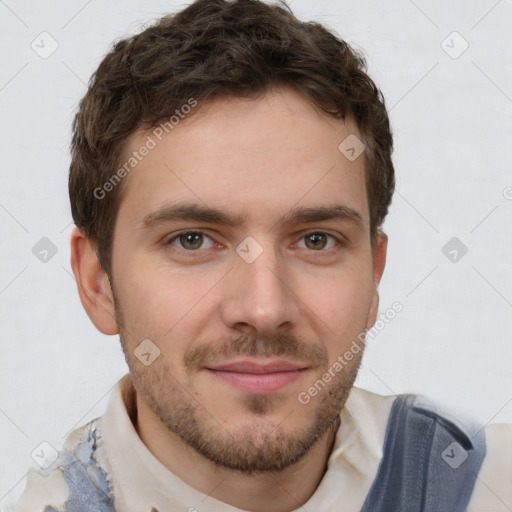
left=138, top=202, right=365, bottom=231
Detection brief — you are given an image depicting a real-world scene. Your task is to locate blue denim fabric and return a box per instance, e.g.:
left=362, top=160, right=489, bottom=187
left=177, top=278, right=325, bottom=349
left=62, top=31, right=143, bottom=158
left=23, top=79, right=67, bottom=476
left=43, top=424, right=115, bottom=512
left=360, top=393, right=486, bottom=512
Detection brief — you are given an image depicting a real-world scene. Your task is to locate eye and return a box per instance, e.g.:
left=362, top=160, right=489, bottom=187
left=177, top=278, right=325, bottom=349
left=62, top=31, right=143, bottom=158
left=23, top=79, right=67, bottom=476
left=296, top=231, right=341, bottom=251
left=163, top=230, right=344, bottom=257
left=165, top=231, right=216, bottom=251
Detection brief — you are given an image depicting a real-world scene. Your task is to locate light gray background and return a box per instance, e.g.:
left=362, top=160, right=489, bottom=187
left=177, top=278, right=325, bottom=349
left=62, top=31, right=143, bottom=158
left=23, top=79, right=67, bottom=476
left=1, top=0, right=511, bottom=508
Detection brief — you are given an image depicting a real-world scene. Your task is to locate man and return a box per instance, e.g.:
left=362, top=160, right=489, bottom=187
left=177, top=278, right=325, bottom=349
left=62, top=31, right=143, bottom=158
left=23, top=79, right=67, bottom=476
left=11, top=0, right=511, bottom=511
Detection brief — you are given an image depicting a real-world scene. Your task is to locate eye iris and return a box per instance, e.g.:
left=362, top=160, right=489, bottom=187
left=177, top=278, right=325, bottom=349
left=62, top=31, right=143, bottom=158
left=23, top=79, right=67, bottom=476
left=180, top=232, right=203, bottom=250
left=305, top=233, right=327, bottom=250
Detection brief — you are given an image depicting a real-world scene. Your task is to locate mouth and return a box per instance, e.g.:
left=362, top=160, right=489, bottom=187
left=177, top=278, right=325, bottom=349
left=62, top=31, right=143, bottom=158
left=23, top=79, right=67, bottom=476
left=204, top=359, right=310, bottom=394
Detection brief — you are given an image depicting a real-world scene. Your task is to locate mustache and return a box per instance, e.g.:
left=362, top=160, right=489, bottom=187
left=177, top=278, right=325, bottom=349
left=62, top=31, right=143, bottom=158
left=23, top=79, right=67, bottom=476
left=184, top=332, right=328, bottom=371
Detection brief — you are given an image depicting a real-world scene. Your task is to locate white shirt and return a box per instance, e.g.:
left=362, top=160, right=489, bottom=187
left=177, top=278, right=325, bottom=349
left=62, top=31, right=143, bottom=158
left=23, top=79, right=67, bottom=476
left=11, top=373, right=512, bottom=511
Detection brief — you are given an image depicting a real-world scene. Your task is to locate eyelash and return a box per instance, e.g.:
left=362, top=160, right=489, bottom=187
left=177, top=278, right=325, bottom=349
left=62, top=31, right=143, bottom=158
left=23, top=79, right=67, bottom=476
left=163, top=230, right=345, bottom=258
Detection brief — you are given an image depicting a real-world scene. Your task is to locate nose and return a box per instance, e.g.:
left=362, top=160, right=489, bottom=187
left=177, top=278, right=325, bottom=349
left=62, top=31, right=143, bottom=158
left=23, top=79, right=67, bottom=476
left=220, top=239, right=301, bottom=337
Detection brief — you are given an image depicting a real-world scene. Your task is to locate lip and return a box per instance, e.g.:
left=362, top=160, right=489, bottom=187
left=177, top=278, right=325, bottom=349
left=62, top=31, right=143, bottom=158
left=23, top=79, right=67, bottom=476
left=205, top=358, right=309, bottom=394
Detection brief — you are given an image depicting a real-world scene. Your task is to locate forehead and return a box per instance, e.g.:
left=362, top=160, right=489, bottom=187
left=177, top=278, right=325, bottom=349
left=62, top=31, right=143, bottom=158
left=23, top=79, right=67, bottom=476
left=115, top=87, right=369, bottom=231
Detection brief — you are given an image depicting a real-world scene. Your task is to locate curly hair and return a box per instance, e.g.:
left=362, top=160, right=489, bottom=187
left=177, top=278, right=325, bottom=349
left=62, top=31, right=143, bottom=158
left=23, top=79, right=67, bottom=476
left=68, top=0, right=395, bottom=279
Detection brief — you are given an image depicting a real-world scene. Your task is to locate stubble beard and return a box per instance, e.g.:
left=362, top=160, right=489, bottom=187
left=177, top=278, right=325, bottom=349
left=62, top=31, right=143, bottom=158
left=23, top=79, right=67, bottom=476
left=113, top=295, right=364, bottom=473
left=126, top=344, right=363, bottom=474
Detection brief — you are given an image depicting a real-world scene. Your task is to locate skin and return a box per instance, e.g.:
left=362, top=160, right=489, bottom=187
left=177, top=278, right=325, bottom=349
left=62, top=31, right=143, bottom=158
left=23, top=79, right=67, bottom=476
left=70, top=86, right=387, bottom=512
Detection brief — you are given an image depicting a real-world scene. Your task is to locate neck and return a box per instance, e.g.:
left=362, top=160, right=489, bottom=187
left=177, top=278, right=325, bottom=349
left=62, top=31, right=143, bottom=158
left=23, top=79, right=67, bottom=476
left=134, top=393, right=341, bottom=512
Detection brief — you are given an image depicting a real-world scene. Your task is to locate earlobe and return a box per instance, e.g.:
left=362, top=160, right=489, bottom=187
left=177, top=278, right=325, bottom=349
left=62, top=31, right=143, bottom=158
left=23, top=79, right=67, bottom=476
left=70, top=227, right=119, bottom=335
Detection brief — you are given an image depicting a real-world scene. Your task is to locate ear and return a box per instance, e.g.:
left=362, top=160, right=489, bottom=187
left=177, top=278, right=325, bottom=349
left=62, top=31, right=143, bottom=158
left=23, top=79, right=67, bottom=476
left=70, top=227, right=118, bottom=335
left=366, top=232, right=388, bottom=329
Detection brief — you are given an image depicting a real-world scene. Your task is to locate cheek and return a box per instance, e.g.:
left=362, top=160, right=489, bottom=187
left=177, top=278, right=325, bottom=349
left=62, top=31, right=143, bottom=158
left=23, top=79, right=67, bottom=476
left=308, top=265, right=374, bottom=327
left=118, top=266, right=216, bottom=346
left=114, top=265, right=179, bottom=337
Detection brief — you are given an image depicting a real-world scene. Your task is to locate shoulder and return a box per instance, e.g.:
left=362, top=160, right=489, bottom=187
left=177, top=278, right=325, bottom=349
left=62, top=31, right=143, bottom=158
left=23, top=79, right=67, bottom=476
left=9, top=417, right=115, bottom=512
left=360, top=391, right=490, bottom=512
left=381, top=393, right=512, bottom=511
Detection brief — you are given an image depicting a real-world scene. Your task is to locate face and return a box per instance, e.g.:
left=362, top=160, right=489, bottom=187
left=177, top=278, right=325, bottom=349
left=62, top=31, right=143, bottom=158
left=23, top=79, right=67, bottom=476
left=107, top=86, right=386, bottom=473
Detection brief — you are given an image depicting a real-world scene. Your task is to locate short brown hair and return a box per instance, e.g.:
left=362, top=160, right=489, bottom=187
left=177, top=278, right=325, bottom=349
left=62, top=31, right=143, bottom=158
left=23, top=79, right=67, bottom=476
left=68, top=0, right=395, bottom=280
